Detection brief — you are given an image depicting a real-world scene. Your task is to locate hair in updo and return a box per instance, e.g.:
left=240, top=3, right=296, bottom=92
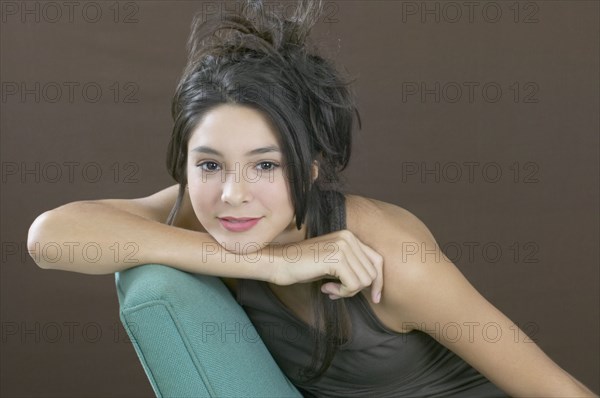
left=166, top=0, right=362, bottom=383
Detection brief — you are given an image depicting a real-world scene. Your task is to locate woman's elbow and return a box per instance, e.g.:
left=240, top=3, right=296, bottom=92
left=28, top=210, right=52, bottom=268
left=27, top=207, right=70, bottom=269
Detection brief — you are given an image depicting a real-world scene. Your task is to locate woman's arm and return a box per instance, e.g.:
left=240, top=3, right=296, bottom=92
left=27, top=185, right=384, bottom=304
left=27, top=184, right=276, bottom=279
left=347, top=199, right=598, bottom=397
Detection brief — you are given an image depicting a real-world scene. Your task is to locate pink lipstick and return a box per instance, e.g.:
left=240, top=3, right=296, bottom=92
left=218, top=217, right=262, bottom=232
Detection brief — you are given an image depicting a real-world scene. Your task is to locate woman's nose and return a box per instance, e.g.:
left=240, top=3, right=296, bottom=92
left=220, top=164, right=253, bottom=206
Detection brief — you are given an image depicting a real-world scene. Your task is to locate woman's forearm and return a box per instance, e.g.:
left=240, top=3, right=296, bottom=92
left=27, top=201, right=382, bottom=297
left=27, top=201, right=278, bottom=280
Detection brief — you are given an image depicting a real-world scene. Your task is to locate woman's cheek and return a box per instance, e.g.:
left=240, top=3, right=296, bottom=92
left=187, top=182, right=208, bottom=219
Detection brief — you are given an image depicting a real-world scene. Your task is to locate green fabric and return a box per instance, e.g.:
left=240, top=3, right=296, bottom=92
left=115, top=264, right=302, bottom=398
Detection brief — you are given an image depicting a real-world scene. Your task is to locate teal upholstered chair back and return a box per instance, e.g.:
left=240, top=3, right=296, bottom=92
left=115, top=264, right=302, bottom=398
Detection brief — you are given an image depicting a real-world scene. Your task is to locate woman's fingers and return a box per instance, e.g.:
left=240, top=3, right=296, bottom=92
left=277, top=229, right=384, bottom=303
left=348, top=235, right=383, bottom=303
left=358, top=241, right=384, bottom=303
left=320, top=231, right=384, bottom=303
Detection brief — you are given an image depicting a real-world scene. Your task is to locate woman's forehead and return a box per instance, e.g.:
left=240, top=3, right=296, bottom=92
left=188, top=132, right=282, bottom=155
left=188, top=104, right=283, bottom=149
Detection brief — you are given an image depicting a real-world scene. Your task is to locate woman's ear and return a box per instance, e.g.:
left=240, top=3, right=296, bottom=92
left=311, top=160, right=319, bottom=182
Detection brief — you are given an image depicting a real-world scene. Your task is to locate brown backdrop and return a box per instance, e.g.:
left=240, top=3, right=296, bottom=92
left=1, top=1, right=598, bottom=397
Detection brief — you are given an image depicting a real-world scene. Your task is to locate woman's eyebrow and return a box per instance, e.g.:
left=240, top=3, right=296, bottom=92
left=190, top=145, right=281, bottom=156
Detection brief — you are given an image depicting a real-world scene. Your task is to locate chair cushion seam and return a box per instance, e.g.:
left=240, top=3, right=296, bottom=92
left=121, top=299, right=218, bottom=397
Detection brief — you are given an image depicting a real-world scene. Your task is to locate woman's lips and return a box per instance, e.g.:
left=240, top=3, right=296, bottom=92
left=218, top=217, right=262, bottom=232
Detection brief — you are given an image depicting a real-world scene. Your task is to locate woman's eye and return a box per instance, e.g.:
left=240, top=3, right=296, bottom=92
left=196, top=161, right=278, bottom=173
left=257, top=161, right=279, bottom=171
left=197, top=161, right=220, bottom=172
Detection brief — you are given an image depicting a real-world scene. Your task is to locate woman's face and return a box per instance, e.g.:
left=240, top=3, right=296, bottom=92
left=186, top=104, right=312, bottom=254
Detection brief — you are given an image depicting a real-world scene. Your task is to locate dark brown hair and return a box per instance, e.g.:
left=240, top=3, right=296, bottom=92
left=166, top=0, right=362, bottom=383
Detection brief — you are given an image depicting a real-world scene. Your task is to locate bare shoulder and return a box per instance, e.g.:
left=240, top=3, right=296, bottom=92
left=345, top=195, right=446, bottom=290
left=106, top=184, right=207, bottom=233
left=344, top=194, right=440, bottom=333
left=345, top=193, right=435, bottom=248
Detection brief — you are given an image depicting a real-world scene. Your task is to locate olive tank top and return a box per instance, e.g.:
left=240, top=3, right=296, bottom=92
left=235, top=279, right=508, bottom=397
left=235, top=190, right=508, bottom=397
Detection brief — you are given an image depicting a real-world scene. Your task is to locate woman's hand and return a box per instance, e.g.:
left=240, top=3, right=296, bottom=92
left=270, top=229, right=384, bottom=303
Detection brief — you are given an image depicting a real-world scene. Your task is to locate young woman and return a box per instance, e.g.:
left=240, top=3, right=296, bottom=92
left=28, top=1, right=597, bottom=397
